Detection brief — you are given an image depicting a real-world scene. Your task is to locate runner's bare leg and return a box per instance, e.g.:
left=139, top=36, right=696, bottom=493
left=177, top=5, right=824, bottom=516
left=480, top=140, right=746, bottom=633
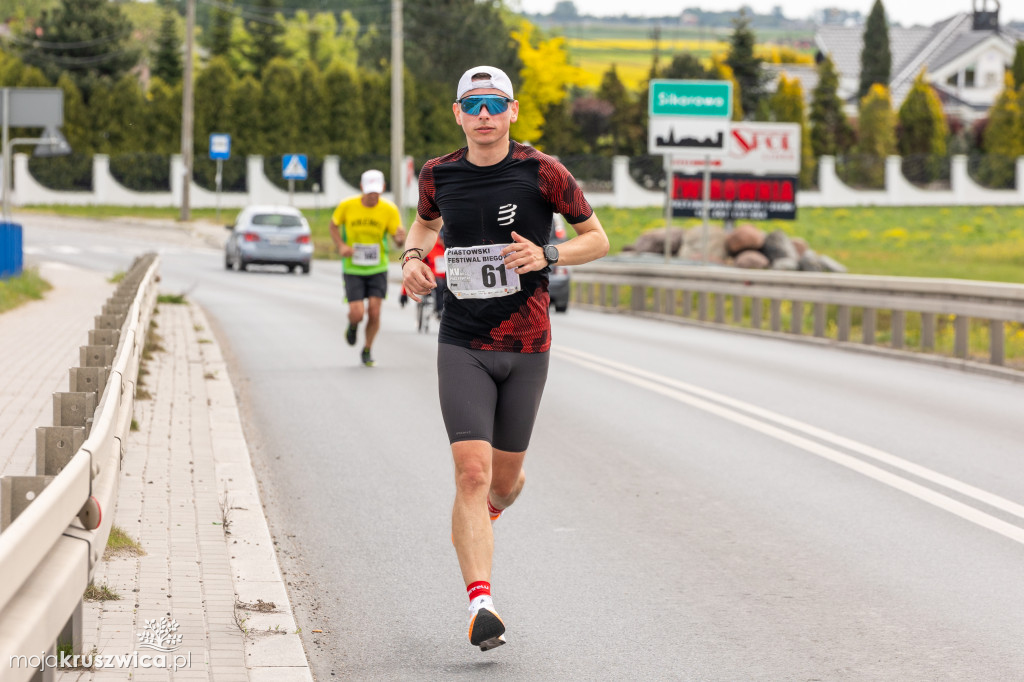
left=348, top=300, right=365, bottom=327
left=489, top=448, right=526, bottom=510
left=364, top=297, right=383, bottom=348
left=452, top=440, right=494, bottom=583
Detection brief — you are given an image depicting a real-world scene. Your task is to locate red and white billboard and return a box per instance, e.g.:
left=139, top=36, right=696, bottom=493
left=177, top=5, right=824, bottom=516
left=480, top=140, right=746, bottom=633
left=669, top=122, right=801, bottom=175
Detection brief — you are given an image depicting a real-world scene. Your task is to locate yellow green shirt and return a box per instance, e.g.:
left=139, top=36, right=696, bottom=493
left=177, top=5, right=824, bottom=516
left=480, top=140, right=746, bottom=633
left=332, top=195, right=402, bottom=275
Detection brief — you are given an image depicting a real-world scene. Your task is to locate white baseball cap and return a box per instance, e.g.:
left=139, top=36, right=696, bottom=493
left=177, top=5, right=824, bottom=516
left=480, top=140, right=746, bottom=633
left=360, top=169, right=385, bottom=194
left=457, top=66, right=514, bottom=100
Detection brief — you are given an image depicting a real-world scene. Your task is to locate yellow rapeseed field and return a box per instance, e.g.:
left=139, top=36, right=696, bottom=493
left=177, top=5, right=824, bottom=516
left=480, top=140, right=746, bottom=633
left=565, top=37, right=814, bottom=91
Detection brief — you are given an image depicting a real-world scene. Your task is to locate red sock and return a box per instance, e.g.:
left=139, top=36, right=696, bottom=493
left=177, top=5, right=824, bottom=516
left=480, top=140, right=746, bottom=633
left=487, top=499, right=502, bottom=516
left=467, top=581, right=491, bottom=602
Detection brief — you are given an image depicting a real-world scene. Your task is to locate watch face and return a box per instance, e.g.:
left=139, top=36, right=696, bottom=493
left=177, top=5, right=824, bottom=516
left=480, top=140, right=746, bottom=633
left=544, top=245, right=559, bottom=263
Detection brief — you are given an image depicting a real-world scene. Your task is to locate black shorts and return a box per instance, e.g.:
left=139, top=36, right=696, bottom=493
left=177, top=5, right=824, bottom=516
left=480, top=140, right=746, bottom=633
left=437, top=343, right=549, bottom=453
left=343, top=272, right=388, bottom=301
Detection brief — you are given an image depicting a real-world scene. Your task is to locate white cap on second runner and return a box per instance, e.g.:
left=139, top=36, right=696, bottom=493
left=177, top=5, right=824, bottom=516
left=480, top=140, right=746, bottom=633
left=361, top=169, right=385, bottom=194
left=457, top=66, right=514, bottom=100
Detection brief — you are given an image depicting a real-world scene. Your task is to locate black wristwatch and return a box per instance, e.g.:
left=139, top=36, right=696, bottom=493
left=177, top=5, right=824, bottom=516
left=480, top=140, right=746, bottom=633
left=543, top=244, right=560, bottom=266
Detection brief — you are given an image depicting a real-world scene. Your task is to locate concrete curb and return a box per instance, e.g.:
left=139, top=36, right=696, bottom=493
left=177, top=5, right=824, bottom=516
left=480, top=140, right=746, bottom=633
left=189, top=302, right=315, bottom=681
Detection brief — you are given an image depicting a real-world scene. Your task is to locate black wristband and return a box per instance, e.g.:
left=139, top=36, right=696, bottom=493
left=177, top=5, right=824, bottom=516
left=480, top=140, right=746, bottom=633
left=400, top=247, right=424, bottom=261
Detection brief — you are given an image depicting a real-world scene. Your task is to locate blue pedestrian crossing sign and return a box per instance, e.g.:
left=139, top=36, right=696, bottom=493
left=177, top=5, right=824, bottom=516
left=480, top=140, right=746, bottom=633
left=282, top=154, right=308, bottom=180
left=209, top=133, right=231, bottom=160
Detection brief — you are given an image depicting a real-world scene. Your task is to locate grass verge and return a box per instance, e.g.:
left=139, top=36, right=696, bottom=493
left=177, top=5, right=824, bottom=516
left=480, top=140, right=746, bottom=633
left=0, top=268, right=52, bottom=313
left=103, top=525, right=146, bottom=560
left=84, top=583, right=120, bottom=601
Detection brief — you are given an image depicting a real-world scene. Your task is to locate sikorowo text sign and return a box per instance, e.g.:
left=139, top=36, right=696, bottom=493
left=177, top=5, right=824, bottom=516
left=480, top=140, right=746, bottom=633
left=649, top=80, right=733, bottom=118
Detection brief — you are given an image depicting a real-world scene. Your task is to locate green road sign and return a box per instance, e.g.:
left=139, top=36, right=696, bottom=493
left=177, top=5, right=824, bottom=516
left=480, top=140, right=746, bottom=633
left=649, top=80, right=732, bottom=118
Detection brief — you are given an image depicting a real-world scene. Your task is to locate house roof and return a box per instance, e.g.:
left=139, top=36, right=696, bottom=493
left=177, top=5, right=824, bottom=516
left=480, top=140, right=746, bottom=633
left=814, top=12, right=1023, bottom=107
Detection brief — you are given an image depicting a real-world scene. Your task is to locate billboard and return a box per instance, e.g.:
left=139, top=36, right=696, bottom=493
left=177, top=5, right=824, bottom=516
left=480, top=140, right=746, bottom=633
left=672, top=172, right=798, bottom=221
left=669, top=122, right=801, bottom=175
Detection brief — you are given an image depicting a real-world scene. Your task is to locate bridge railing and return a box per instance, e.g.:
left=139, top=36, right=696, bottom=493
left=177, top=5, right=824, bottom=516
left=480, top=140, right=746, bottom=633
left=0, top=253, right=159, bottom=682
left=571, top=260, right=1024, bottom=381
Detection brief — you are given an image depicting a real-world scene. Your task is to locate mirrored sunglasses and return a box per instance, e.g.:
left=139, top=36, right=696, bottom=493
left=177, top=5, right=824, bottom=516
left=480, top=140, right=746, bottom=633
left=458, top=95, right=512, bottom=115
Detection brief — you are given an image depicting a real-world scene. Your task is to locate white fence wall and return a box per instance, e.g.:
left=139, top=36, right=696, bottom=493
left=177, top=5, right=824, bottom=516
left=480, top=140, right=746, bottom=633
left=6, top=153, right=1024, bottom=210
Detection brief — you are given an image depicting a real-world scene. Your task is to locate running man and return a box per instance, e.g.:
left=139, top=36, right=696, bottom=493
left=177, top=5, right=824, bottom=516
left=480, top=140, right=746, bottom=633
left=400, top=66, right=609, bottom=651
left=329, top=169, right=405, bottom=366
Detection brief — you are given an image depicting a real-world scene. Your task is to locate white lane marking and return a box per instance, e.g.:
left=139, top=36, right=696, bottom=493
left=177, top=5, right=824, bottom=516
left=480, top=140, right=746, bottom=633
left=554, top=347, right=1024, bottom=546
left=557, top=347, right=1024, bottom=523
left=51, top=245, right=82, bottom=254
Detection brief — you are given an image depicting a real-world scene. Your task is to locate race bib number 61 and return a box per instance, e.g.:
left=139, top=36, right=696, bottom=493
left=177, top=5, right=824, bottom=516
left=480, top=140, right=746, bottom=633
left=445, top=244, right=521, bottom=299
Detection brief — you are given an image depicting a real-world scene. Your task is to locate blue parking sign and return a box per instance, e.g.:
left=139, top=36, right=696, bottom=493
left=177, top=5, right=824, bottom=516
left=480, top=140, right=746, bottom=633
left=209, top=133, right=231, bottom=160
left=282, top=154, right=308, bottom=180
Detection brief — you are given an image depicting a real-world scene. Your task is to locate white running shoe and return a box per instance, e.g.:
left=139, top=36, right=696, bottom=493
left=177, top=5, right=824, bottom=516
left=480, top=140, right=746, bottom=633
left=468, top=596, right=506, bottom=651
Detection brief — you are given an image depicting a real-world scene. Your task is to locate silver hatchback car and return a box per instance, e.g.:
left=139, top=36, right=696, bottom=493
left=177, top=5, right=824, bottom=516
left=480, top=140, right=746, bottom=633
left=224, top=205, right=314, bottom=274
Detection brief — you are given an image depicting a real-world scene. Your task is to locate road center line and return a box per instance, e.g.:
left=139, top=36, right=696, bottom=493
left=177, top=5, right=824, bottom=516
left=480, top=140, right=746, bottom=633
left=554, top=346, right=1024, bottom=546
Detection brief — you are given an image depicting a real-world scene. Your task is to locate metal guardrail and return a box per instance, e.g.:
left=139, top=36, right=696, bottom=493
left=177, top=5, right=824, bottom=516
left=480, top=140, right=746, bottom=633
left=0, top=253, right=159, bottom=681
left=571, top=260, right=1024, bottom=381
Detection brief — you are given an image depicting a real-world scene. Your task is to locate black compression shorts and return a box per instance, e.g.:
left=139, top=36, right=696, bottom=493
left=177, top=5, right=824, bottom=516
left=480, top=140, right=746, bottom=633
left=343, top=272, right=388, bottom=301
left=437, top=343, right=549, bottom=453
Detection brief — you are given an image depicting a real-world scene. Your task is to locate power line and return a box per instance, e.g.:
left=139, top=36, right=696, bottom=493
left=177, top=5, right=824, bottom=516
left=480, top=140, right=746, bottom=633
left=1, top=30, right=133, bottom=51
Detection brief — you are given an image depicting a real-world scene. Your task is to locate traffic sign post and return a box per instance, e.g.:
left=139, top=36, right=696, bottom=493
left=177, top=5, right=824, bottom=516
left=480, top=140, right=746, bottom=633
left=2, top=88, right=70, bottom=223
left=282, top=154, right=308, bottom=206
left=209, top=134, right=231, bottom=221
left=648, top=80, right=732, bottom=264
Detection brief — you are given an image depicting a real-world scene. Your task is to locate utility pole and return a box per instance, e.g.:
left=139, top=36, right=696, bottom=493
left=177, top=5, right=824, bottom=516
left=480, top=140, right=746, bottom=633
left=180, top=0, right=196, bottom=221
left=390, top=0, right=404, bottom=212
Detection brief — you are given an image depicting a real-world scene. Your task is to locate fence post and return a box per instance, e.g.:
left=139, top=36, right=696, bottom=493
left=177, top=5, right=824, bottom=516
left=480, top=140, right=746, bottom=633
left=837, top=305, right=851, bottom=342
left=990, top=320, right=1004, bottom=366
left=36, top=426, right=86, bottom=476
left=892, top=310, right=905, bottom=349
left=954, top=316, right=969, bottom=359
left=813, top=302, right=826, bottom=337
left=863, top=308, right=876, bottom=346
left=631, top=285, right=644, bottom=312
left=790, top=300, right=803, bottom=335
left=921, top=313, right=936, bottom=350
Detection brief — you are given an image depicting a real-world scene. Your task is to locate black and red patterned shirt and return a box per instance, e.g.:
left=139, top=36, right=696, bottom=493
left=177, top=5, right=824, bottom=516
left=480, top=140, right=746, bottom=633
left=418, top=141, right=593, bottom=353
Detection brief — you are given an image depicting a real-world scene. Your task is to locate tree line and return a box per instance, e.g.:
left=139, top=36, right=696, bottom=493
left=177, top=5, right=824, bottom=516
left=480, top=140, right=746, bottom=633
left=1, top=0, right=1023, bottom=192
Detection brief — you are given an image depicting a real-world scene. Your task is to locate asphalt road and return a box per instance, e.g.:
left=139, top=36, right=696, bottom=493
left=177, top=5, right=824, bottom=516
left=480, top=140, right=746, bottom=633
left=21, top=215, right=1024, bottom=680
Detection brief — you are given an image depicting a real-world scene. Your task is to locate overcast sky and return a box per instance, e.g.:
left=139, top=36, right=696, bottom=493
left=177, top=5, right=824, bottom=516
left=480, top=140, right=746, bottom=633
left=513, top=1, right=1024, bottom=26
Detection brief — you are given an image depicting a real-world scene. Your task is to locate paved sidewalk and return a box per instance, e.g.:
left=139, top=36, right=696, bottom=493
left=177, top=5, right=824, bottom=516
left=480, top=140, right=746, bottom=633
left=1, top=260, right=312, bottom=681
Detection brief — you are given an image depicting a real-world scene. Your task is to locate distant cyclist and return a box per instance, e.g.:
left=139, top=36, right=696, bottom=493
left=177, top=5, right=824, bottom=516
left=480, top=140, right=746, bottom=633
left=329, top=169, right=405, bottom=366
left=401, top=66, right=609, bottom=651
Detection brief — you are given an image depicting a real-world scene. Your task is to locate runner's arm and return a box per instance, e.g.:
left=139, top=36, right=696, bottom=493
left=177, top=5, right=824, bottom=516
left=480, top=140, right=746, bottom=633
left=503, top=212, right=609, bottom=274
left=329, top=220, right=354, bottom=258
left=392, top=219, right=407, bottom=248
left=401, top=216, right=442, bottom=302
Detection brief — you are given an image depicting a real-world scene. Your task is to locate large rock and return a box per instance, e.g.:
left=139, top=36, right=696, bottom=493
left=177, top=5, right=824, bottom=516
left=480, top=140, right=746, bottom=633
left=798, top=249, right=826, bottom=272
left=629, top=227, right=685, bottom=255
left=819, top=254, right=848, bottom=273
left=680, top=225, right=728, bottom=263
left=770, top=257, right=799, bottom=271
left=725, top=223, right=766, bottom=255
left=791, top=236, right=809, bottom=257
left=734, top=249, right=770, bottom=269
left=761, top=229, right=799, bottom=263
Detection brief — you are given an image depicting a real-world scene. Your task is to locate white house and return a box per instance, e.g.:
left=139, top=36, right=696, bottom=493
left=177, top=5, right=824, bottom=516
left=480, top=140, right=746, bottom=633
left=813, top=0, right=1022, bottom=121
